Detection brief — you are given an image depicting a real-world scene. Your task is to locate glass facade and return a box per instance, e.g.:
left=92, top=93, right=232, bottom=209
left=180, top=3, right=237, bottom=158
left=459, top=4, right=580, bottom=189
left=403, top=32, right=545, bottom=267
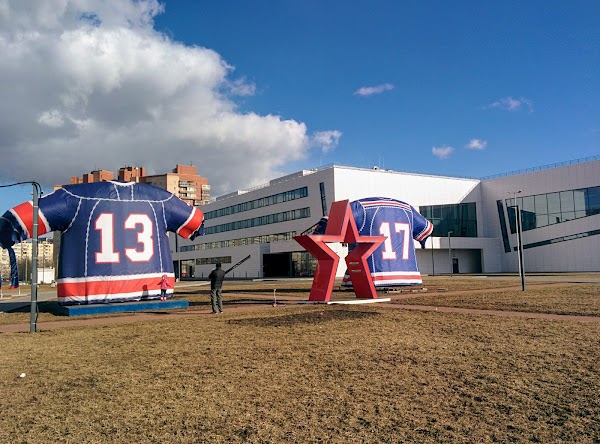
left=180, top=231, right=296, bottom=252
left=319, top=182, right=328, bottom=217
left=204, top=187, right=308, bottom=220
left=496, top=200, right=512, bottom=253
left=505, top=186, right=600, bottom=233
left=419, top=202, right=478, bottom=237
left=205, top=208, right=311, bottom=235
left=292, top=251, right=317, bottom=277
left=195, top=256, right=232, bottom=265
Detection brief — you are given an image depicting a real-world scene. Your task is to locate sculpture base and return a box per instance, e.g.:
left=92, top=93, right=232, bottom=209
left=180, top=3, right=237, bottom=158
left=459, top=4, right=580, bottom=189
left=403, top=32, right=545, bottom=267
left=299, top=297, right=391, bottom=305
left=55, top=299, right=189, bottom=317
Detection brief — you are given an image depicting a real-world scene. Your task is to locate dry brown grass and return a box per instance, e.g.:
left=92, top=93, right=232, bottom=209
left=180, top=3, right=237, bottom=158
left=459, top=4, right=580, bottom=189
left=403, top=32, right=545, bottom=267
left=422, top=276, right=536, bottom=292
left=0, top=277, right=599, bottom=443
left=395, top=282, right=600, bottom=317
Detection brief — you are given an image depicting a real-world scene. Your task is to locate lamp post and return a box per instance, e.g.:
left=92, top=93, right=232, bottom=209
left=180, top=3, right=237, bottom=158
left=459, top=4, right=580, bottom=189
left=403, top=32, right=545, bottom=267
left=430, top=237, right=435, bottom=276
left=0, top=181, right=42, bottom=332
left=20, top=245, right=24, bottom=296
left=30, top=183, right=40, bottom=332
left=447, top=231, right=453, bottom=275
left=509, top=191, right=525, bottom=291
left=41, top=238, right=45, bottom=283
left=175, top=234, right=180, bottom=282
left=512, top=191, right=522, bottom=280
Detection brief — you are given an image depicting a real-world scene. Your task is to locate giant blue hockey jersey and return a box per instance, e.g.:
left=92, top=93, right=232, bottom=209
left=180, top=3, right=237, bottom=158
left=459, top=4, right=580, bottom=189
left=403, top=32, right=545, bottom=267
left=315, top=197, right=433, bottom=286
left=0, top=182, right=204, bottom=305
left=347, top=197, right=433, bottom=286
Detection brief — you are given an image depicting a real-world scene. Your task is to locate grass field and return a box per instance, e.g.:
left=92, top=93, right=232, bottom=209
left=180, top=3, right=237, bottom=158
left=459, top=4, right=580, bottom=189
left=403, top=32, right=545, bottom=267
left=1, top=277, right=599, bottom=443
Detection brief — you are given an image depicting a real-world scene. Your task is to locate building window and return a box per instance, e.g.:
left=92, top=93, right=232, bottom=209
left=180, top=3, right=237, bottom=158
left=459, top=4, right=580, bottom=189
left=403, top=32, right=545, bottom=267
left=419, top=202, right=478, bottom=237
left=319, top=182, right=328, bottom=216
left=195, top=256, right=232, bottom=265
left=504, top=185, right=600, bottom=233
left=180, top=231, right=297, bottom=252
left=291, top=251, right=317, bottom=277
left=496, top=200, right=512, bottom=253
left=203, top=207, right=311, bottom=235
left=204, top=186, right=309, bottom=220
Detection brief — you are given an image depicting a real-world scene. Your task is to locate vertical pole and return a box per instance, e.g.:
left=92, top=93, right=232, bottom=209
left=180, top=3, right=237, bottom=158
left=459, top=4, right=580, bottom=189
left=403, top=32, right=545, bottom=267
left=513, top=192, right=522, bottom=281
left=19, top=246, right=22, bottom=296
left=447, top=231, right=453, bottom=275
left=509, top=190, right=525, bottom=292
left=430, top=237, right=435, bottom=276
left=30, top=184, right=39, bottom=333
left=175, top=234, right=180, bottom=282
left=517, top=202, right=526, bottom=291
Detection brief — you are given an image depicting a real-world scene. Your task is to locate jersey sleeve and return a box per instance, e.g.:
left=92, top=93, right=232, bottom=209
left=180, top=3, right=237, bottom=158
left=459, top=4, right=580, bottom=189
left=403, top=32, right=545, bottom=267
left=0, top=212, right=23, bottom=248
left=411, top=206, right=433, bottom=248
left=164, top=196, right=205, bottom=239
left=311, top=216, right=329, bottom=234
left=0, top=188, right=79, bottom=243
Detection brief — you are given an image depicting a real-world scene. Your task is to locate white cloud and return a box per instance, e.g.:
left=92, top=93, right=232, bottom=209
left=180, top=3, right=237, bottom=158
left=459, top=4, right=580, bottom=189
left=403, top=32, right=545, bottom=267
left=311, top=130, right=342, bottom=154
left=227, top=77, right=256, bottom=96
left=465, top=138, right=487, bottom=150
left=432, top=145, right=454, bottom=159
left=484, top=96, right=533, bottom=112
left=353, top=83, right=394, bottom=97
left=38, top=110, right=66, bottom=128
left=0, top=0, right=340, bottom=196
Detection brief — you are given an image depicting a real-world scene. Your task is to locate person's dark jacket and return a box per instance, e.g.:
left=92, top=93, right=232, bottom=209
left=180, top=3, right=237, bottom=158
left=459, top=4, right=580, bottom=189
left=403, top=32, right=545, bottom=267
left=209, top=265, right=226, bottom=289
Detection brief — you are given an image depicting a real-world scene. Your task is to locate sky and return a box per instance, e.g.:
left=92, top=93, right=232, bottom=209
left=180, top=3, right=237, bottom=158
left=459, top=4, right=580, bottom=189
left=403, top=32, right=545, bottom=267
left=0, top=0, right=598, bottom=209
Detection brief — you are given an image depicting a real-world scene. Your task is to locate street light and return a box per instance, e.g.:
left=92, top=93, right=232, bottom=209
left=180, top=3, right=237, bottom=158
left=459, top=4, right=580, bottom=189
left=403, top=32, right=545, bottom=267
left=0, top=181, right=41, bottom=332
left=430, top=237, right=435, bottom=276
left=447, top=231, right=453, bottom=275
left=508, top=191, right=525, bottom=291
left=175, top=234, right=180, bottom=282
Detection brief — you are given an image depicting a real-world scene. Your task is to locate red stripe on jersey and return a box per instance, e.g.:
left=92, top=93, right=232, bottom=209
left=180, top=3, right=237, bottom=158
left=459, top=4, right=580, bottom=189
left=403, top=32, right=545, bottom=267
left=57, top=275, right=176, bottom=298
left=372, top=274, right=422, bottom=282
left=416, top=221, right=434, bottom=241
left=10, top=201, right=50, bottom=237
left=343, top=273, right=422, bottom=283
left=177, top=207, right=204, bottom=238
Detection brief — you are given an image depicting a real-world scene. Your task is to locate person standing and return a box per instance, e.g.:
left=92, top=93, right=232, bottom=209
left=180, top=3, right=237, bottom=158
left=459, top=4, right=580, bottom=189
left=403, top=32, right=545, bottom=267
left=209, top=263, right=226, bottom=314
left=159, top=274, right=171, bottom=301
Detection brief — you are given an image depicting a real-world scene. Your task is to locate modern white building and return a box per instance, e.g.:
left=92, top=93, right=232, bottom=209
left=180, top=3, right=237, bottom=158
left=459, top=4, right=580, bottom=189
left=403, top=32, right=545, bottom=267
left=174, top=157, right=600, bottom=279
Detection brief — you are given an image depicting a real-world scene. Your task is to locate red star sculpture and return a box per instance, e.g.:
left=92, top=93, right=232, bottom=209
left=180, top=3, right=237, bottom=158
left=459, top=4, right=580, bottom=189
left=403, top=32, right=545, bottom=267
left=293, top=200, right=385, bottom=302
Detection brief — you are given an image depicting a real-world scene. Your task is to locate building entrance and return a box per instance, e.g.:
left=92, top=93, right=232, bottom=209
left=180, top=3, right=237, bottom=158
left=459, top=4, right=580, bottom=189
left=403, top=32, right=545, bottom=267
left=263, top=253, right=292, bottom=277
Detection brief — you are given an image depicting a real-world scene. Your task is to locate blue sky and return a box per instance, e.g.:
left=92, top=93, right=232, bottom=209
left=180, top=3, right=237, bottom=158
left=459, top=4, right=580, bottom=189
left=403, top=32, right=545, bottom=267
left=155, top=0, right=599, bottom=171
left=0, top=0, right=598, bottom=209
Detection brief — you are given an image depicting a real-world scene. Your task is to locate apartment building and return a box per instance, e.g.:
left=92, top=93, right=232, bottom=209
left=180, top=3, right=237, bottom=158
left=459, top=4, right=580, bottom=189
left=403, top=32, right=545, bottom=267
left=61, top=164, right=210, bottom=206
left=143, top=164, right=211, bottom=206
left=0, top=238, right=54, bottom=282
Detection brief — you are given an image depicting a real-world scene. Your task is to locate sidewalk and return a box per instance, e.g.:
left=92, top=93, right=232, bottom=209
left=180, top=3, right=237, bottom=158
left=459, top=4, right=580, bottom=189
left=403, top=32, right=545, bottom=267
left=0, top=286, right=57, bottom=313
